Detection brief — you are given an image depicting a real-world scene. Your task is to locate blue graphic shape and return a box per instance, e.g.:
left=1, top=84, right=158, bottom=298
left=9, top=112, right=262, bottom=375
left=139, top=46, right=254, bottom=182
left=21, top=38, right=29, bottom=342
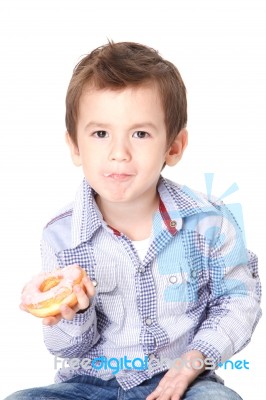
left=223, top=279, right=247, bottom=297
left=217, top=182, right=239, bottom=201
left=204, top=173, right=214, bottom=200
left=164, top=284, right=189, bottom=302
left=204, top=173, right=246, bottom=247
left=154, top=173, right=249, bottom=304
left=225, top=203, right=246, bottom=247
left=157, top=237, right=187, bottom=275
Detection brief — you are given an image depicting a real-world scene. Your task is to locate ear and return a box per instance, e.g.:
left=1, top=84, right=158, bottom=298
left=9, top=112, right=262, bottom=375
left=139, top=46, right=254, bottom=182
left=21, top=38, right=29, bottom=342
left=165, top=128, right=188, bottom=167
left=65, top=132, right=82, bottom=167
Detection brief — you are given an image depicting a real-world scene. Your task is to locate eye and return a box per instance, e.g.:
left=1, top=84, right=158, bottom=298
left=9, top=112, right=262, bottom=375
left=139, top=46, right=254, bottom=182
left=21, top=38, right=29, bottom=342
left=92, top=130, right=109, bottom=138
left=132, top=131, right=150, bottom=139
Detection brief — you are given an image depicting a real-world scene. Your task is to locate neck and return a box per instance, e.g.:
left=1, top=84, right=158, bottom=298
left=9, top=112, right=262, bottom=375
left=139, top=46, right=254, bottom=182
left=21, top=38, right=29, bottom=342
left=96, top=192, right=159, bottom=240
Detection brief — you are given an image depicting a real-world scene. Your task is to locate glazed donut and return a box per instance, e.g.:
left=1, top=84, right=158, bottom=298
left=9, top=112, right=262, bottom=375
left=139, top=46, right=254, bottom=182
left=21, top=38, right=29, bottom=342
left=21, top=264, right=87, bottom=318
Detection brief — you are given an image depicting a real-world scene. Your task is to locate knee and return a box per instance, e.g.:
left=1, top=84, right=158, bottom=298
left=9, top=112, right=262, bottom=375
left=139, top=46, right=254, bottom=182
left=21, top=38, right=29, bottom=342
left=186, top=380, right=242, bottom=400
left=3, top=390, right=37, bottom=400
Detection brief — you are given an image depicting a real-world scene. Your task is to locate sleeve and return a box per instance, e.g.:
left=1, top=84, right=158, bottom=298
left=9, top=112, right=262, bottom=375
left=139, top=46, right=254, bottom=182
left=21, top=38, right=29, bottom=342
left=40, top=238, right=100, bottom=359
left=185, top=204, right=262, bottom=365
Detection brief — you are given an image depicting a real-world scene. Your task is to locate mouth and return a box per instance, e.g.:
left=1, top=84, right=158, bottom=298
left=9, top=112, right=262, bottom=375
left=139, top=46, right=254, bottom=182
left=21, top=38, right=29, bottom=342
left=103, top=173, right=135, bottom=181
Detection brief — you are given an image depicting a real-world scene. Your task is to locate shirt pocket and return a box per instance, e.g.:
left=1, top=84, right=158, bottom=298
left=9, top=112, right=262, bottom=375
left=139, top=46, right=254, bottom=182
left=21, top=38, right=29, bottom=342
left=162, top=254, right=208, bottom=305
left=94, top=265, right=125, bottom=321
left=162, top=271, right=190, bottom=303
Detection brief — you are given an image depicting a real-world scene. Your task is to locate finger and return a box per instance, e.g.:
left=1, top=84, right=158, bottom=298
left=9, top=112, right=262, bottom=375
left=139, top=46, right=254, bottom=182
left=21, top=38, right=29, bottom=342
left=82, top=275, right=96, bottom=297
left=157, top=384, right=180, bottom=400
left=147, top=374, right=188, bottom=400
left=19, top=303, right=28, bottom=312
left=59, top=304, right=77, bottom=321
left=146, top=392, right=158, bottom=400
left=171, top=394, right=183, bottom=400
left=158, top=379, right=187, bottom=400
left=146, top=375, right=170, bottom=400
left=146, top=385, right=163, bottom=400
left=42, top=314, right=62, bottom=326
left=73, top=284, right=90, bottom=310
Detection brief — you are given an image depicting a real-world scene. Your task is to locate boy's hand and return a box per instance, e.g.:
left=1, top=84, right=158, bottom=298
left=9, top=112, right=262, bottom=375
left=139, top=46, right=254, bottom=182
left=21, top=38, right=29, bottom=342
left=146, top=351, right=205, bottom=400
left=42, top=276, right=96, bottom=326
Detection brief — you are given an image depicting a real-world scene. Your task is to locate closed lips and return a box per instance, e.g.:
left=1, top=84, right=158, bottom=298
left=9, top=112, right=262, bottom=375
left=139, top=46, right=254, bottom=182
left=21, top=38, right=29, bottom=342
left=103, top=173, right=134, bottom=177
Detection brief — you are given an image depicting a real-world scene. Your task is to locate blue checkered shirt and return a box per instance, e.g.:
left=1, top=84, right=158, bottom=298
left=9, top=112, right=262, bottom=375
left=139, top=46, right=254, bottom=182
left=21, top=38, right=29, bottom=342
left=41, top=176, right=261, bottom=390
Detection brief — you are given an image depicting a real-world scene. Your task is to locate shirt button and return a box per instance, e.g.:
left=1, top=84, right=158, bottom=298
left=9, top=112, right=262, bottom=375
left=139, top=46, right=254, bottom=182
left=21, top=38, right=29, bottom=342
left=91, top=279, right=98, bottom=287
left=148, top=353, right=157, bottom=361
left=170, top=220, right=177, bottom=227
left=169, top=275, right=178, bottom=284
left=145, top=318, right=153, bottom=326
left=191, top=270, right=197, bottom=279
left=138, top=266, right=145, bottom=273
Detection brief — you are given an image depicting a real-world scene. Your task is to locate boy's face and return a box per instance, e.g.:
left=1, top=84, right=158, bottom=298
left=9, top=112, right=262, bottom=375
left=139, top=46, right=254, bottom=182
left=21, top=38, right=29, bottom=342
left=67, top=84, right=187, bottom=205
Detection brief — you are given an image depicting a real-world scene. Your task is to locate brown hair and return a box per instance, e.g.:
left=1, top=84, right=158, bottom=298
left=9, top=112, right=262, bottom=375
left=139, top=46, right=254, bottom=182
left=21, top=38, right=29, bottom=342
left=65, top=41, right=187, bottom=147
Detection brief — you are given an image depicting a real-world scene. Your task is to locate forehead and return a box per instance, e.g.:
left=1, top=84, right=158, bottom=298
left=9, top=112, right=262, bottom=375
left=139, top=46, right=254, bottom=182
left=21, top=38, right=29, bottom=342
left=78, top=83, right=164, bottom=122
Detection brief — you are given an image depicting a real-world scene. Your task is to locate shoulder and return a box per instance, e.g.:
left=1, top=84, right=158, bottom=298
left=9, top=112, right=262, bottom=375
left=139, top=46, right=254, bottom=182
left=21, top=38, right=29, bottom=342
left=41, top=180, right=84, bottom=252
left=42, top=202, right=74, bottom=253
left=161, top=177, right=242, bottom=238
left=41, top=178, right=97, bottom=253
left=44, top=204, right=73, bottom=229
left=160, top=176, right=223, bottom=215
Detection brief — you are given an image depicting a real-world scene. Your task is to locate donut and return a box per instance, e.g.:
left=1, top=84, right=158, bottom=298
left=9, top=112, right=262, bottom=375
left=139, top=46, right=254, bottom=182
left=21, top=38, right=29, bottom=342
left=21, top=264, right=87, bottom=318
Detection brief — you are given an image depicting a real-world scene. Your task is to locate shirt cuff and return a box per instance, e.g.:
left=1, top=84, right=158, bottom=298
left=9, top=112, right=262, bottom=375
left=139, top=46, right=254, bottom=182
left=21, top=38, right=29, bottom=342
left=185, top=330, right=234, bottom=366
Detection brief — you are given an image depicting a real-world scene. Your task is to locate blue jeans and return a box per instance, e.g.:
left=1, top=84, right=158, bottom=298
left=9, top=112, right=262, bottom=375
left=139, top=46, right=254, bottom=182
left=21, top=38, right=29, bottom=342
left=4, top=372, right=242, bottom=400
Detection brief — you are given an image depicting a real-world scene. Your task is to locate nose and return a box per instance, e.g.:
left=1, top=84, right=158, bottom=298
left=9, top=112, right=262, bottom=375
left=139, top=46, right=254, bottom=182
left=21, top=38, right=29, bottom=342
left=108, top=137, right=131, bottom=162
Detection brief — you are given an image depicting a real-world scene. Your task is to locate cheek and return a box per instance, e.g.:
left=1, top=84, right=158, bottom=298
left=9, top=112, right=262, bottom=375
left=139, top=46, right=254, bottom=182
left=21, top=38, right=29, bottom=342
left=142, top=157, right=165, bottom=176
left=79, top=145, right=96, bottom=161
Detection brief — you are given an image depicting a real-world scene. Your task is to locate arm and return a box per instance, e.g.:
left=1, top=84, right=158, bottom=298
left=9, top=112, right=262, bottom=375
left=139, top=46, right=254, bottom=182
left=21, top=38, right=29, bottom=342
left=185, top=203, right=262, bottom=365
left=40, top=238, right=100, bottom=359
left=148, top=204, right=261, bottom=400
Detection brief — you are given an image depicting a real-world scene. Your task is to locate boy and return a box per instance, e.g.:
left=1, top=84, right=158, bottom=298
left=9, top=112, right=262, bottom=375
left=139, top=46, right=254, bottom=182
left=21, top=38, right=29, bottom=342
left=6, top=41, right=261, bottom=400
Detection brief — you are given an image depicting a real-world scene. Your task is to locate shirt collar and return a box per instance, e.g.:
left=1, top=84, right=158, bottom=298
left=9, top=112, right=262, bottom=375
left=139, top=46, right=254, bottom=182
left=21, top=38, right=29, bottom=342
left=71, top=179, right=102, bottom=248
left=158, top=176, right=217, bottom=218
left=71, top=176, right=218, bottom=248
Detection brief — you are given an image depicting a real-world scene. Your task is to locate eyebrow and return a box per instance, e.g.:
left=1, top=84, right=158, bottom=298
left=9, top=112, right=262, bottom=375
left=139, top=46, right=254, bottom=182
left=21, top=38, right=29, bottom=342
left=84, top=121, right=158, bottom=131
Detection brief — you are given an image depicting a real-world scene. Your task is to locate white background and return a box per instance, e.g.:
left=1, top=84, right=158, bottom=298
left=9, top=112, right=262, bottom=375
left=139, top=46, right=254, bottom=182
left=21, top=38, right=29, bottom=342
left=0, top=0, right=265, bottom=398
